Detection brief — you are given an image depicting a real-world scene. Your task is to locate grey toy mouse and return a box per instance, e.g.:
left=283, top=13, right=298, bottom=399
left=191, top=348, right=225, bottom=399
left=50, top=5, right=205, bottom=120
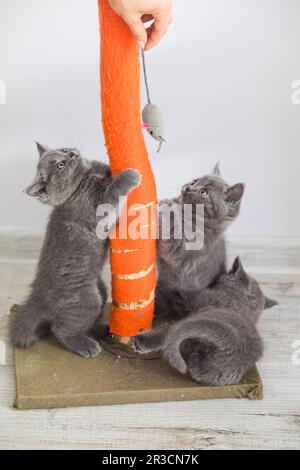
left=141, top=50, right=166, bottom=153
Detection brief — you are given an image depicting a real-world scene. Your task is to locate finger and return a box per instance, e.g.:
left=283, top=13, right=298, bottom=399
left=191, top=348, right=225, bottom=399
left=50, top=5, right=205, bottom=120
left=145, top=15, right=170, bottom=50
left=125, top=16, right=148, bottom=49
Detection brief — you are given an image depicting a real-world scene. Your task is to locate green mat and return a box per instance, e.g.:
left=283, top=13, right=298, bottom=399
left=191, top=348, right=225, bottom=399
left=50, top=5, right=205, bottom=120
left=13, top=336, right=263, bottom=410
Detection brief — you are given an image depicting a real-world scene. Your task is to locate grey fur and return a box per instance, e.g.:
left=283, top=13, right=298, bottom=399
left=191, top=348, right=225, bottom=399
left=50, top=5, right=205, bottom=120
left=131, top=257, right=278, bottom=385
left=155, top=165, right=245, bottom=320
left=10, top=143, right=141, bottom=357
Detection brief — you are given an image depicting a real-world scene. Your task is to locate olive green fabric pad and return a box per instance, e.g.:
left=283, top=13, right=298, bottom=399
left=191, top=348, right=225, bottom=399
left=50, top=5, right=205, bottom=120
left=13, top=336, right=263, bottom=410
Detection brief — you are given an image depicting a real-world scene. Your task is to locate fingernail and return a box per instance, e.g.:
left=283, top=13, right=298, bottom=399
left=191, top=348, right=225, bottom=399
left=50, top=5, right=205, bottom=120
left=137, top=41, right=145, bottom=49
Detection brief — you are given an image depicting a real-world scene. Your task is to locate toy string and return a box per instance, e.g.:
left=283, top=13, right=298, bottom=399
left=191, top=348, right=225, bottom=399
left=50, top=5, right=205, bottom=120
left=141, top=49, right=151, bottom=105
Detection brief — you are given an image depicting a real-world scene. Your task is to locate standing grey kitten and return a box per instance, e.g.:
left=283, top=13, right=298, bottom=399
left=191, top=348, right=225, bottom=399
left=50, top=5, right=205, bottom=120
left=10, top=142, right=140, bottom=358
left=132, top=257, right=278, bottom=386
left=155, top=164, right=245, bottom=320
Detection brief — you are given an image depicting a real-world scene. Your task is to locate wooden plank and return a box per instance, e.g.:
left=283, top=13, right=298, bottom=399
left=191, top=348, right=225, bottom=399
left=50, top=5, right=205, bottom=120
left=0, top=361, right=299, bottom=450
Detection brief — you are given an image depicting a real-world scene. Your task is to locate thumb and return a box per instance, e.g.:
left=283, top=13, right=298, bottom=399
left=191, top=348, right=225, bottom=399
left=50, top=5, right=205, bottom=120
left=125, top=16, right=148, bottom=49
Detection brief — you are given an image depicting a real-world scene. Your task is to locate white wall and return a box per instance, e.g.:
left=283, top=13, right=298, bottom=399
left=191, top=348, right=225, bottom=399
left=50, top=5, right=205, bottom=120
left=0, top=0, right=299, bottom=237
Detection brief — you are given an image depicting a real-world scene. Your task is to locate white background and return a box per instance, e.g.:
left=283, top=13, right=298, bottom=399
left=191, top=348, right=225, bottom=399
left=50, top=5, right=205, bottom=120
left=0, top=0, right=299, bottom=237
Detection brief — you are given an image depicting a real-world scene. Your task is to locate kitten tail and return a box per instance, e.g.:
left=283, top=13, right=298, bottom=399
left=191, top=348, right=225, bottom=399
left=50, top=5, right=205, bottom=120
left=162, top=322, right=198, bottom=375
left=163, top=321, right=220, bottom=383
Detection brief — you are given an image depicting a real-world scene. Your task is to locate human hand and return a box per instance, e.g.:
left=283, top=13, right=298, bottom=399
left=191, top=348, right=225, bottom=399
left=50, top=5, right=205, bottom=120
left=108, top=0, right=173, bottom=50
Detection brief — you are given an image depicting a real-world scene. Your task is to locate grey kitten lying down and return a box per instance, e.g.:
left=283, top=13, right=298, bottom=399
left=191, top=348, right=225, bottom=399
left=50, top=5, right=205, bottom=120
left=155, top=163, right=245, bottom=321
left=10, top=143, right=140, bottom=358
left=131, top=257, right=278, bottom=386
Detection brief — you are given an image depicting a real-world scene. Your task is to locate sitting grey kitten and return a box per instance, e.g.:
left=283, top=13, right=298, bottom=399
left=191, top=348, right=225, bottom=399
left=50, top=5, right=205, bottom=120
left=10, top=142, right=141, bottom=358
left=132, top=257, right=278, bottom=386
left=155, top=163, right=245, bottom=320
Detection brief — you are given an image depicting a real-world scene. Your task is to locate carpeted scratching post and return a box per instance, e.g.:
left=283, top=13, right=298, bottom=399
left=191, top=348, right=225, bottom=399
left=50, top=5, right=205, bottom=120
left=99, top=0, right=157, bottom=344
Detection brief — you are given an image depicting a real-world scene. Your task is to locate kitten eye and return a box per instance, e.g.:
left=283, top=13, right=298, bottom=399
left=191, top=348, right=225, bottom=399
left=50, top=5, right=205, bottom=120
left=61, top=148, right=69, bottom=154
left=57, top=161, right=65, bottom=170
left=200, top=189, right=208, bottom=197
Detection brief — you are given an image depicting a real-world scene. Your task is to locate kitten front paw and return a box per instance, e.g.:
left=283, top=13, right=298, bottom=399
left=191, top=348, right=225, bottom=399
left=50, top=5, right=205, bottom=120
left=120, top=168, right=142, bottom=192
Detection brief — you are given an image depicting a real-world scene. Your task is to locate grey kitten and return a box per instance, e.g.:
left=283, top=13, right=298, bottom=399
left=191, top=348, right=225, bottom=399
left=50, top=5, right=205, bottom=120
left=10, top=142, right=141, bottom=358
left=155, top=163, right=245, bottom=320
left=132, top=257, right=278, bottom=386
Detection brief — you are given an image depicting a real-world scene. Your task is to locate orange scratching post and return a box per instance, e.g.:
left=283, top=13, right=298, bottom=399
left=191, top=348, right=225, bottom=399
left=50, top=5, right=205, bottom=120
left=98, top=0, right=157, bottom=341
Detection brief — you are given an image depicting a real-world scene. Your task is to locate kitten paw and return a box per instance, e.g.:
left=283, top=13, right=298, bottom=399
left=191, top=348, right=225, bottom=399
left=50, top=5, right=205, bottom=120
left=130, top=335, right=151, bottom=354
left=11, top=331, right=40, bottom=348
left=77, top=338, right=102, bottom=358
left=10, top=317, right=48, bottom=348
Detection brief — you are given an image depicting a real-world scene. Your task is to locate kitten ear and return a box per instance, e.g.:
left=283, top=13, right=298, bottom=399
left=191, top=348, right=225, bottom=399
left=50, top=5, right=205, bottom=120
left=230, top=256, right=249, bottom=283
left=212, top=162, right=221, bottom=176
left=230, top=256, right=243, bottom=275
left=36, top=141, right=50, bottom=158
left=226, top=183, right=245, bottom=205
left=264, top=296, right=278, bottom=310
left=24, top=176, right=46, bottom=198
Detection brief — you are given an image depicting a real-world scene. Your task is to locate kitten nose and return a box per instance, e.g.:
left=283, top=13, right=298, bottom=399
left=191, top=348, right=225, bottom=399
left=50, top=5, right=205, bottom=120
left=69, top=150, right=78, bottom=158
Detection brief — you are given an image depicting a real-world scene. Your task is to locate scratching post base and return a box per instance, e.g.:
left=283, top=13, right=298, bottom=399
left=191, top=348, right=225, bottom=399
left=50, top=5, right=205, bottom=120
left=12, top=329, right=263, bottom=410
left=13, top=345, right=263, bottom=410
left=11, top=305, right=263, bottom=410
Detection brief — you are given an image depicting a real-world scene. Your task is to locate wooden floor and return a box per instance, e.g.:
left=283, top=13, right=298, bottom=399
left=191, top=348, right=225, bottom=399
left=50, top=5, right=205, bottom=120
left=0, top=235, right=299, bottom=450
